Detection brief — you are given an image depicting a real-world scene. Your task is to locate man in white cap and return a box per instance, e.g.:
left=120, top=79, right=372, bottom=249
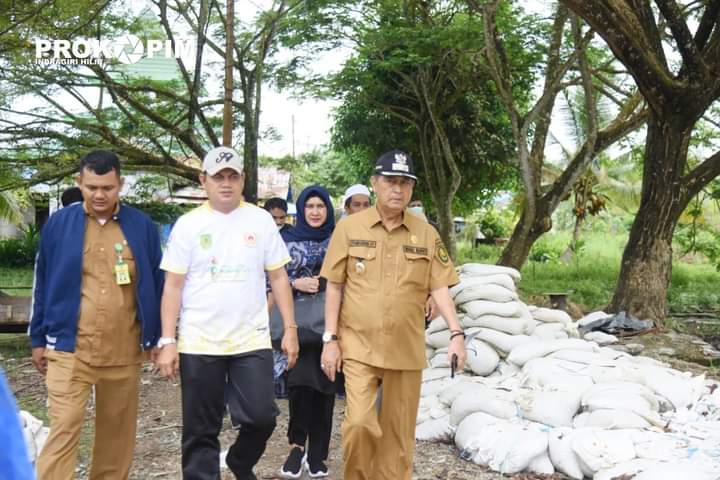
left=343, top=184, right=372, bottom=216
left=155, top=146, right=299, bottom=480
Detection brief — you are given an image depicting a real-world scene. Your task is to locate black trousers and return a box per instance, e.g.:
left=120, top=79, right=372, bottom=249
left=180, top=350, right=279, bottom=480
left=287, top=385, right=335, bottom=464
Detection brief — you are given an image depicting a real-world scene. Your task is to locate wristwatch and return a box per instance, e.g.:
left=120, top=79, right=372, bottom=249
left=322, top=332, right=338, bottom=343
left=157, top=337, right=177, bottom=349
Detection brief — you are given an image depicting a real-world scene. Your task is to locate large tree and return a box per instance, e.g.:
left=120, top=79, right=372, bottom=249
left=0, top=0, right=336, bottom=198
left=329, top=0, right=522, bottom=255
left=561, top=0, right=720, bottom=322
left=473, top=0, right=648, bottom=269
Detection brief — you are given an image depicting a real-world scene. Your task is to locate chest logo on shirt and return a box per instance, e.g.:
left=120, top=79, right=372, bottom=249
left=244, top=232, right=257, bottom=247
left=200, top=233, right=212, bottom=250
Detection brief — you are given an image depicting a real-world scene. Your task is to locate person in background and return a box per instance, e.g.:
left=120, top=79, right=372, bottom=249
left=61, top=186, right=83, bottom=208
left=30, top=150, right=164, bottom=479
left=275, top=185, right=338, bottom=479
left=320, top=149, right=466, bottom=480
left=343, top=184, right=372, bottom=216
left=265, top=197, right=293, bottom=234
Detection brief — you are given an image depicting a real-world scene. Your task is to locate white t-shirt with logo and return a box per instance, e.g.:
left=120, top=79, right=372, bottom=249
left=160, top=202, right=290, bottom=355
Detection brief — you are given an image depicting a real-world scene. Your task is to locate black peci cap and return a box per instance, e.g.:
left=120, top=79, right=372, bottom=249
left=374, top=149, right=417, bottom=180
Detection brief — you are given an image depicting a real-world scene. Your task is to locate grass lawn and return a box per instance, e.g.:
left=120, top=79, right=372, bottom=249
left=457, top=232, right=720, bottom=313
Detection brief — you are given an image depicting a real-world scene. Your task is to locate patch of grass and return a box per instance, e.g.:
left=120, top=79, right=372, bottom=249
left=455, top=233, right=720, bottom=313
left=0, top=334, right=31, bottom=360
left=0, top=266, right=33, bottom=296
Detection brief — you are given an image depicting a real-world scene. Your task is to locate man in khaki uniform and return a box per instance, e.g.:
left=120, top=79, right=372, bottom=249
left=30, top=150, right=163, bottom=479
left=320, top=149, right=467, bottom=480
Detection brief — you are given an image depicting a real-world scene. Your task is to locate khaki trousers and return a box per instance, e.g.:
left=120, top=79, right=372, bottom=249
left=342, top=359, right=422, bottom=480
left=37, top=350, right=141, bottom=480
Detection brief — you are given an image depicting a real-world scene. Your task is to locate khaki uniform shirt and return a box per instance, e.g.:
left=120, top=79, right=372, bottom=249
left=75, top=203, right=144, bottom=366
left=320, top=206, right=459, bottom=370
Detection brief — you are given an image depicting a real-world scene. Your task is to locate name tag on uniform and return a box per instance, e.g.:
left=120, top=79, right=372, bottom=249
left=115, top=262, right=131, bottom=285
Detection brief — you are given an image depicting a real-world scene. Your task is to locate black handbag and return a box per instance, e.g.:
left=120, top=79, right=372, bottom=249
left=270, top=291, right=325, bottom=345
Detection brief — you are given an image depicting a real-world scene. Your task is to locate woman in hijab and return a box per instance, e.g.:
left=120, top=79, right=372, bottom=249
left=276, top=185, right=338, bottom=479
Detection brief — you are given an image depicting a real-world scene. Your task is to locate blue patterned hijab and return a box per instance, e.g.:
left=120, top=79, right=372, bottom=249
left=281, top=185, right=335, bottom=243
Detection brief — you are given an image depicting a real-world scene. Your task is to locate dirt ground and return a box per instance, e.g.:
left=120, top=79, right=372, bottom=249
left=4, top=349, right=559, bottom=480
left=6, top=324, right=720, bottom=480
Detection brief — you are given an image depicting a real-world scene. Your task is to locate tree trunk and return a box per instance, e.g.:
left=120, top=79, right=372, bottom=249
left=497, top=206, right=551, bottom=270
left=243, top=121, right=259, bottom=203
left=609, top=115, right=691, bottom=325
left=435, top=194, right=455, bottom=260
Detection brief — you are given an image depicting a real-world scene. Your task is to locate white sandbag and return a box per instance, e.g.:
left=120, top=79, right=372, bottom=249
left=532, top=322, right=570, bottom=341
left=548, top=349, right=621, bottom=367
left=451, top=274, right=517, bottom=296
left=575, top=409, right=651, bottom=429
left=465, top=339, right=500, bottom=376
left=472, top=328, right=533, bottom=355
left=425, top=347, right=435, bottom=361
left=630, top=461, right=720, bottom=480
left=418, top=394, right=442, bottom=412
left=457, top=263, right=521, bottom=281
left=421, top=378, right=453, bottom=397
left=639, top=366, right=706, bottom=411
left=508, top=339, right=595, bottom=367
left=521, top=357, right=594, bottom=394
left=20, top=410, right=49, bottom=463
left=548, top=427, right=584, bottom=479
left=415, top=415, right=454, bottom=443
left=426, top=329, right=450, bottom=349
left=577, top=310, right=609, bottom=327
left=454, top=284, right=518, bottom=305
left=571, top=428, right=636, bottom=476
left=582, top=392, right=664, bottom=427
left=516, top=390, right=581, bottom=427
left=456, top=414, right=549, bottom=474
left=429, top=352, right=450, bottom=368
left=416, top=408, right=430, bottom=424
left=450, top=388, right=518, bottom=426
left=437, top=378, right=481, bottom=406
left=422, top=367, right=452, bottom=382
left=532, top=307, right=573, bottom=324
left=583, top=331, right=618, bottom=345
left=460, top=300, right=522, bottom=318
left=426, top=316, right=448, bottom=334
left=527, top=452, right=555, bottom=475
left=463, top=315, right=534, bottom=336
left=582, top=382, right=660, bottom=412
left=593, top=459, right=660, bottom=480
left=455, top=411, right=499, bottom=450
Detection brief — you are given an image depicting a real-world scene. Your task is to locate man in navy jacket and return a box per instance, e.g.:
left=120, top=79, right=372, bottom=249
left=29, top=150, right=163, bottom=479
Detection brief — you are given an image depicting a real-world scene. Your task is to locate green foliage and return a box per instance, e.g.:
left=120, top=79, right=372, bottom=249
left=0, top=224, right=40, bottom=268
left=478, top=211, right=511, bottom=240
left=328, top=1, right=530, bottom=218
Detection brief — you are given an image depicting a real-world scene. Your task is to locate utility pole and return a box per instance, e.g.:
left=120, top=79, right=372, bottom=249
left=291, top=114, right=296, bottom=161
left=222, top=0, right=234, bottom=146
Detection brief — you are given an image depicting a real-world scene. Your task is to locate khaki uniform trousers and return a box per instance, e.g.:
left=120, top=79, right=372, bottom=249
left=342, top=359, right=422, bottom=480
left=37, top=350, right=141, bottom=480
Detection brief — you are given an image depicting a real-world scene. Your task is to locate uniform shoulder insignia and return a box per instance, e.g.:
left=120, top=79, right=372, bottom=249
left=435, top=239, right=450, bottom=264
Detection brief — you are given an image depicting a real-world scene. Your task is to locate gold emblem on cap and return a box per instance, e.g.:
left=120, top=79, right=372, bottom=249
left=410, top=235, right=418, bottom=244
left=355, top=261, right=366, bottom=275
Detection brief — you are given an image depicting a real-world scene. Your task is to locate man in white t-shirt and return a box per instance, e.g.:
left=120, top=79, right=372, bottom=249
left=156, top=146, right=299, bottom=480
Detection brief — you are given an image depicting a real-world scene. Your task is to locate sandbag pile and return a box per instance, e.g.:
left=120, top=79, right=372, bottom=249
left=417, top=262, right=720, bottom=479
left=20, top=410, right=49, bottom=464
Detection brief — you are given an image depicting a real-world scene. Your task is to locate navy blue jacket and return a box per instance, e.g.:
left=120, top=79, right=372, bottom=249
left=29, top=203, right=164, bottom=352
